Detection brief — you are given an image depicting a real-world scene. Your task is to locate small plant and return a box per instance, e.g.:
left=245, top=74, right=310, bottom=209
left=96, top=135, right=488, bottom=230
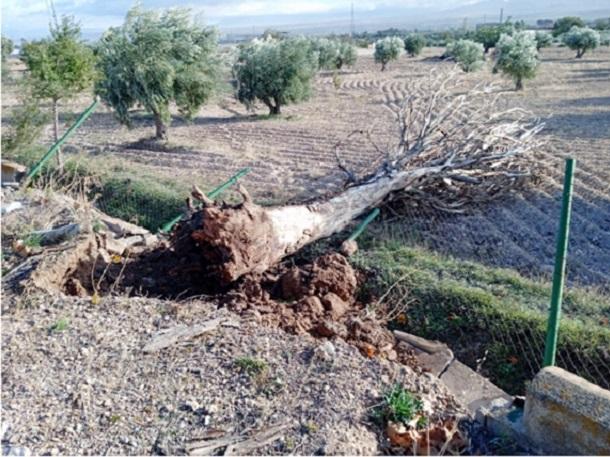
left=562, top=26, right=601, bottom=58
left=23, top=233, right=43, bottom=248
left=446, top=39, right=485, bottom=72
left=234, top=356, right=267, bottom=377
left=49, top=318, right=69, bottom=333
left=374, top=384, right=424, bottom=426
left=91, top=219, right=105, bottom=233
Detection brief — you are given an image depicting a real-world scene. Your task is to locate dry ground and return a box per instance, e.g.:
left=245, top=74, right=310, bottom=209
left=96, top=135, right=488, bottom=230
left=2, top=45, right=609, bottom=284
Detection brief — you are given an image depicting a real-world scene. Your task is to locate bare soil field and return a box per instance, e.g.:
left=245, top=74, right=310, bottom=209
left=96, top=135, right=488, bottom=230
left=2, top=45, right=609, bottom=286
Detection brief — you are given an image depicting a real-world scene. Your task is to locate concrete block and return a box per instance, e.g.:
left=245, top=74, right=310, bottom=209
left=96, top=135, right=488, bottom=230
left=440, top=360, right=512, bottom=414
left=524, top=366, right=610, bottom=455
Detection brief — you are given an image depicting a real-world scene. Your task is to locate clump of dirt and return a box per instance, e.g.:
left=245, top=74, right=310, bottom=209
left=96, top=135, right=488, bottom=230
left=223, top=252, right=414, bottom=365
left=34, top=221, right=417, bottom=371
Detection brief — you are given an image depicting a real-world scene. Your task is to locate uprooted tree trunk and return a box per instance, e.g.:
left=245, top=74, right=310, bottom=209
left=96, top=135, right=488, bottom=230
left=176, top=70, right=544, bottom=284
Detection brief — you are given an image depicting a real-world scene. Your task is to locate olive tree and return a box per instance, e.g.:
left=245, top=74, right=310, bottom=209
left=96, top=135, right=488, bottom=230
left=552, top=16, right=585, bottom=37
left=1, top=36, right=13, bottom=61
left=446, top=39, right=484, bottom=72
left=494, top=31, right=539, bottom=90
left=562, top=26, right=601, bottom=58
left=403, top=33, right=425, bottom=57
left=311, top=38, right=356, bottom=70
left=473, top=25, right=514, bottom=53
left=233, top=37, right=317, bottom=115
left=374, top=36, right=403, bottom=70
left=534, top=31, right=553, bottom=50
left=95, top=7, right=220, bottom=140
left=20, top=16, right=95, bottom=151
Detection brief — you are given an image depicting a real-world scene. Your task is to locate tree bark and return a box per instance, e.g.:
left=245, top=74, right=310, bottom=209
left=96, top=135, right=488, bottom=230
left=180, top=165, right=443, bottom=284
left=52, top=99, right=63, bottom=168
left=154, top=112, right=168, bottom=140
left=515, top=78, right=524, bottom=91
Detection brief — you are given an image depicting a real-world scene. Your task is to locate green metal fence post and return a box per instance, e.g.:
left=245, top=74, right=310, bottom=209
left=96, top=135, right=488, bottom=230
left=346, top=208, right=380, bottom=242
left=24, top=98, right=100, bottom=183
left=159, top=167, right=251, bottom=233
left=543, top=158, right=575, bottom=367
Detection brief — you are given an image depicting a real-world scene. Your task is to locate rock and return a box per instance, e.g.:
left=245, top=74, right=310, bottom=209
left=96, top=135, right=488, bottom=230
left=321, top=292, right=349, bottom=319
left=339, top=240, right=358, bottom=257
left=309, top=253, right=358, bottom=302
left=524, top=366, right=610, bottom=456
left=312, top=320, right=348, bottom=339
left=296, top=296, right=324, bottom=316
left=315, top=341, right=336, bottom=361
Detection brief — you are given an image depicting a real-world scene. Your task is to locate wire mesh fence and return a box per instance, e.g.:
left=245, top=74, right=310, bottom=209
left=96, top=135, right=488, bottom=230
left=363, top=187, right=610, bottom=394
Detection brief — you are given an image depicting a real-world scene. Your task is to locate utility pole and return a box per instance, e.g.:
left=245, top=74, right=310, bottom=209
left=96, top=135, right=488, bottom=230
left=350, top=2, right=354, bottom=39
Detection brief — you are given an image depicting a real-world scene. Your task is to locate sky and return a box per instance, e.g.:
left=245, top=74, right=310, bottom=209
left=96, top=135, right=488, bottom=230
left=2, top=0, right=609, bottom=40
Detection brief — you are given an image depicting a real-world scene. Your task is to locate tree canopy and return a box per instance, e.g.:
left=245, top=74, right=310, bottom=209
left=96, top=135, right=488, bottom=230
left=374, top=36, right=403, bottom=71
left=552, top=16, right=585, bottom=37
left=21, top=16, right=95, bottom=105
left=95, top=6, right=220, bottom=140
left=403, top=34, right=425, bottom=57
left=474, top=24, right=513, bottom=53
left=562, top=26, right=601, bottom=58
left=446, top=39, right=485, bottom=72
left=233, top=37, right=317, bottom=115
left=534, top=31, right=553, bottom=50
left=311, top=38, right=357, bottom=70
left=20, top=15, right=95, bottom=149
left=494, top=31, right=539, bottom=90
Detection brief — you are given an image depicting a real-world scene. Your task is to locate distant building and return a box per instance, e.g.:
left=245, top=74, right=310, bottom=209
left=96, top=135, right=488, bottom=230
left=536, top=19, right=554, bottom=29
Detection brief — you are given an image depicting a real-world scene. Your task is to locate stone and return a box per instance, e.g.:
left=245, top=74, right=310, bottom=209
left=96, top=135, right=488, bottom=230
left=296, top=296, right=324, bottom=316
left=321, top=292, right=348, bottom=319
left=440, top=360, right=512, bottom=414
left=523, top=366, right=610, bottom=455
left=312, top=320, right=348, bottom=339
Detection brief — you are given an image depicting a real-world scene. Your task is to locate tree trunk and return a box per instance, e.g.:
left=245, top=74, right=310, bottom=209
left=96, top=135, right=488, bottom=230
left=515, top=78, right=523, bottom=91
left=154, top=113, right=168, bottom=141
left=52, top=99, right=63, bottom=168
left=381, top=62, right=386, bottom=71
left=180, top=165, right=443, bottom=284
left=576, top=49, right=584, bottom=58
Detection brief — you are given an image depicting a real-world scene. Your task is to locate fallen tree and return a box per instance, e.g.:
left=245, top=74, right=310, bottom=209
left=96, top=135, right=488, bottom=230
left=175, top=70, right=544, bottom=284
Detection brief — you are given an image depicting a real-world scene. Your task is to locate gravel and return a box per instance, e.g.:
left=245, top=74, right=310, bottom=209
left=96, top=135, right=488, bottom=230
left=1, top=292, right=463, bottom=455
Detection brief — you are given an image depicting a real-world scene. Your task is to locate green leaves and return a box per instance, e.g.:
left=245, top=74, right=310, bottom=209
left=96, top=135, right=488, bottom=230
left=446, top=39, right=485, bottom=72
left=95, top=7, right=220, bottom=139
left=21, top=16, right=95, bottom=103
left=562, top=27, right=601, bottom=58
left=403, top=34, right=425, bottom=57
left=233, top=37, right=317, bottom=115
left=494, top=31, right=539, bottom=89
left=374, top=36, right=403, bottom=70
left=311, top=38, right=357, bottom=70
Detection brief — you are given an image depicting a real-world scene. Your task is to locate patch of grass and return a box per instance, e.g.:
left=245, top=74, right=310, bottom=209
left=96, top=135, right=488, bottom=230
left=23, top=233, right=43, bottom=248
left=234, top=356, right=268, bottom=377
left=373, top=384, right=424, bottom=426
left=353, top=238, right=610, bottom=394
left=49, top=318, right=69, bottom=333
